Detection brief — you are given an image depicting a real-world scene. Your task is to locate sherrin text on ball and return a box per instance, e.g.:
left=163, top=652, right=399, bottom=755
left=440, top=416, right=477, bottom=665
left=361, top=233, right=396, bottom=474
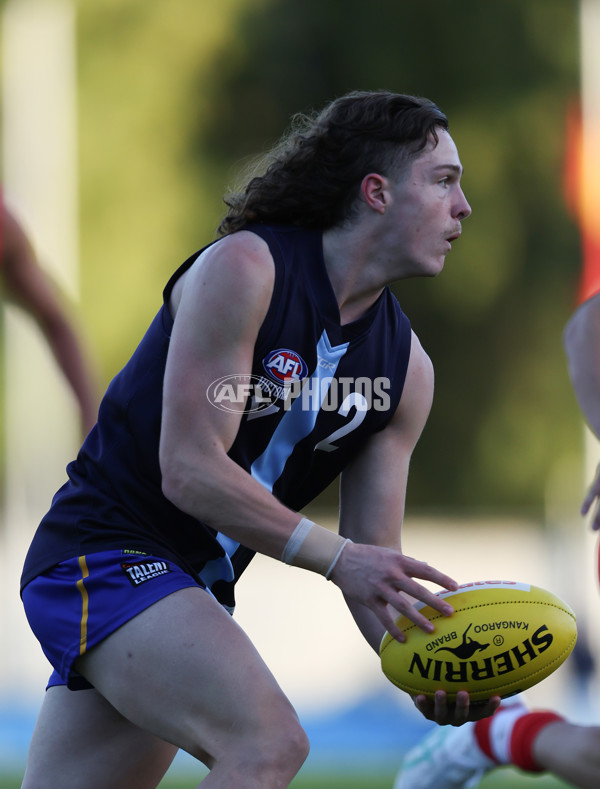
left=379, top=581, right=577, bottom=702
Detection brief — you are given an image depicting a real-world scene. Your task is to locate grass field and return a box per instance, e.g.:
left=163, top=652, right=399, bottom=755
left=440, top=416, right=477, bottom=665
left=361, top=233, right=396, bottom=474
left=0, top=769, right=573, bottom=788
left=169, top=772, right=572, bottom=788
left=286, top=772, right=573, bottom=788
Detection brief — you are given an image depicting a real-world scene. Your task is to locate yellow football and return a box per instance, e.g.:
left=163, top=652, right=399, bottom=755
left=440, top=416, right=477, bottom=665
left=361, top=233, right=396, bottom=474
left=380, top=581, right=577, bottom=702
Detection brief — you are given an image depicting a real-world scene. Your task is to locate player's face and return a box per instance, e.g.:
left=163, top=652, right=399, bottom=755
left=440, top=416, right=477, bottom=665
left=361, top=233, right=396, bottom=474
left=385, top=129, right=471, bottom=277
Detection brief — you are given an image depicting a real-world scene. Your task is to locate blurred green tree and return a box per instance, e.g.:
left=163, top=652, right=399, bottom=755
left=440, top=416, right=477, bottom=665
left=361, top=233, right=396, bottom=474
left=74, top=0, right=247, bottom=375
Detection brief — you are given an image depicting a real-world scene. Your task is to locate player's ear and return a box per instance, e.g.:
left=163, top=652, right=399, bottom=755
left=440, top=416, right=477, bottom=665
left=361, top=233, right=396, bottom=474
left=360, top=173, right=389, bottom=214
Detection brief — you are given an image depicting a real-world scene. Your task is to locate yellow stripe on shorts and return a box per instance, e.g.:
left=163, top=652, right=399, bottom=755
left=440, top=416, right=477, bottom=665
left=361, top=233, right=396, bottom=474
left=76, top=556, right=90, bottom=655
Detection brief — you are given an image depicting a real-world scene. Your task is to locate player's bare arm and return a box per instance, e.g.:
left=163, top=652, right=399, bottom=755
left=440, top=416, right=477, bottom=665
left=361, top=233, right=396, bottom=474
left=330, top=332, right=457, bottom=645
left=564, top=292, right=600, bottom=441
left=160, top=231, right=305, bottom=558
left=2, top=205, right=98, bottom=433
left=2, top=207, right=61, bottom=314
left=564, top=293, right=600, bottom=528
left=162, top=231, right=350, bottom=574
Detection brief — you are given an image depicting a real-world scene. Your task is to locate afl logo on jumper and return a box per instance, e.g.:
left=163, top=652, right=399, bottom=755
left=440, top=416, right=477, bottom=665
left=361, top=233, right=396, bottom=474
left=262, top=349, right=308, bottom=385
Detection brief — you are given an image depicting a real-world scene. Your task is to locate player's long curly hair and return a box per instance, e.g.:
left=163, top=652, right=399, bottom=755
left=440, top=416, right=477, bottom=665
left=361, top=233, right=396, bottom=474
left=217, top=90, right=448, bottom=236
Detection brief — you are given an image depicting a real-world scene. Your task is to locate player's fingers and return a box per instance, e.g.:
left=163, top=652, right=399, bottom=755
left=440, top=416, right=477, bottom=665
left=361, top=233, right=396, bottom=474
left=382, top=587, right=443, bottom=634
left=416, top=691, right=499, bottom=727
left=372, top=600, right=408, bottom=643
left=390, top=604, right=433, bottom=635
left=581, top=490, right=596, bottom=515
left=383, top=619, right=407, bottom=644
left=393, top=576, right=454, bottom=620
left=429, top=690, right=467, bottom=726
left=485, top=696, right=502, bottom=717
left=433, top=689, right=450, bottom=721
left=449, top=690, right=470, bottom=726
left=412, top=694, right=434, bottom=720
left=582, top=493, right=600, bottom=529
left=401, top=555, right=458, bottom=593
left=375, top=586, right=445, bottom=641
left=582, top=468, right=600, bottom=515
left=466, top=696, right=502, bottom=722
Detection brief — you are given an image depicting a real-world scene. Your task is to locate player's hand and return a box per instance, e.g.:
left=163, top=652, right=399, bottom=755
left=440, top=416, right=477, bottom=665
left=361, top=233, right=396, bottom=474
left=581, top=462, right=600, bottom=531
left=412, top=690, right=501, bottom=727
left=328, top=541, right=457, bottom=642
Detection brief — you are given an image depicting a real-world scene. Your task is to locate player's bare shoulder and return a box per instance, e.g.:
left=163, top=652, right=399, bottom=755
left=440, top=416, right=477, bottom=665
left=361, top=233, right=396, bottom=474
left=404, top=331, right=434, bottom=395
left=387, top=330, right=434, bottom=438
left=169, top=230, right=275, bottom=319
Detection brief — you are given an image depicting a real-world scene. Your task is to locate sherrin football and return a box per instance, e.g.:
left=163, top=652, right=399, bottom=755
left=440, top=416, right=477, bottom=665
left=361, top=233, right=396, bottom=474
left=380, top=581, right=577, bottom=702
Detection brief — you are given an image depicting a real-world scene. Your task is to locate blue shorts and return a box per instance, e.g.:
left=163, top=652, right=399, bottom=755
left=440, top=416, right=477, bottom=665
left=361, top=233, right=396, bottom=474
left=22, top=549, right=204, bottom=690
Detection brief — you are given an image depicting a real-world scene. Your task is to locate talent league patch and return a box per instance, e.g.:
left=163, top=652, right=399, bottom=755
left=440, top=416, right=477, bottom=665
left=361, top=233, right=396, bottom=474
left=121, top=559, right=172, bottom=587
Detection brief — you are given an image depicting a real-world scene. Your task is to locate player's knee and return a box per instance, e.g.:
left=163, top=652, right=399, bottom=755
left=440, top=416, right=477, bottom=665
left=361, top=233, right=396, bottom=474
left=237, top=711, right=309, bottom=783
left=188, top=703, right=309, bottom=783
left=278, top=715, right=310, bottom=770
left=253, top=713, right=309, bottom=777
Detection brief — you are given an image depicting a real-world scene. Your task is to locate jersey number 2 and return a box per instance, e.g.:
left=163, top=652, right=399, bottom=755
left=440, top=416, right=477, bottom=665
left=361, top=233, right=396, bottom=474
left=315, top=392, right=368, bottom=452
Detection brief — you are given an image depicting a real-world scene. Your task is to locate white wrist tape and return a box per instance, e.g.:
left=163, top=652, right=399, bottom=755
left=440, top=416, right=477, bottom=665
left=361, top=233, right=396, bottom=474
left=325, top=537, right=351, bottom=580
left=281, top=517, right=351, bottom=578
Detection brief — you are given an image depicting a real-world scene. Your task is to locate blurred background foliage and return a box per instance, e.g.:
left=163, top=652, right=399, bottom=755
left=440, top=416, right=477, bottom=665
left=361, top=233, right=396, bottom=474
left=6, top=0, right=585, bottom=514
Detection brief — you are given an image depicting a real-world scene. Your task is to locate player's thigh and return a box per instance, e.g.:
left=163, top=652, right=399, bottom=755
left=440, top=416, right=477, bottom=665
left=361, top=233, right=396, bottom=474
left=75, top=586, right=304, bottom=766
left=21, top=685, right=177, bottom=789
